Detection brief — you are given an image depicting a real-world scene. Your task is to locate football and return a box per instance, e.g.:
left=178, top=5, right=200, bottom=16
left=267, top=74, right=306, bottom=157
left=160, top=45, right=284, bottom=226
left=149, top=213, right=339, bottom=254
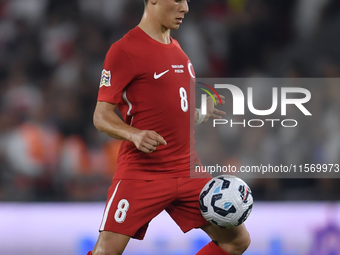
left=199, top=175, right=253, bottom=228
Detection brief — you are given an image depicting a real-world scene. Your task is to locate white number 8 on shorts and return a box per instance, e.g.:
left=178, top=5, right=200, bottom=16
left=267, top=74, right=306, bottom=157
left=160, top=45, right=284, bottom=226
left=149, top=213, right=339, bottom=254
left=114, top=199, right=130, bottom=223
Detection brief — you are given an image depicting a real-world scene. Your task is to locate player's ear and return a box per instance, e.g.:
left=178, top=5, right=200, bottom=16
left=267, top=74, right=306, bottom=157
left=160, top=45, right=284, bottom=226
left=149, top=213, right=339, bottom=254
left=149, top=0, right=157, bottom=5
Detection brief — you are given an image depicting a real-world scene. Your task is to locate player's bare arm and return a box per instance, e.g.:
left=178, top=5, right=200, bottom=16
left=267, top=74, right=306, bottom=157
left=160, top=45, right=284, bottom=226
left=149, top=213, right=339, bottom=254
left=93, top=101, right=166, bottom=153
left=195, top=94, right=226, bottom=123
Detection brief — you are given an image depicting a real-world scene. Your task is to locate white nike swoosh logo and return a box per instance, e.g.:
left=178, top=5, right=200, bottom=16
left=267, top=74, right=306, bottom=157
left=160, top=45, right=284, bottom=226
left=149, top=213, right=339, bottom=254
left=154, top=70, right=169, bottom=79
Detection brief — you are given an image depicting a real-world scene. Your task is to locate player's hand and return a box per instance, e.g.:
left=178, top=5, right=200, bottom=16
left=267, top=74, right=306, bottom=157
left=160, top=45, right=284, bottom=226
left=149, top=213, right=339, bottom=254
left=203, top=94, right=226, bottom=122
left=131, top=130, right=167, bottom=153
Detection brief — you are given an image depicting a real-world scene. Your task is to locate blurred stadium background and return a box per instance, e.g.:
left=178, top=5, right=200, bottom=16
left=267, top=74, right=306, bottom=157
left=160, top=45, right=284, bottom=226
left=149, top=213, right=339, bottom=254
left=1, top=0, right=340, bottom=254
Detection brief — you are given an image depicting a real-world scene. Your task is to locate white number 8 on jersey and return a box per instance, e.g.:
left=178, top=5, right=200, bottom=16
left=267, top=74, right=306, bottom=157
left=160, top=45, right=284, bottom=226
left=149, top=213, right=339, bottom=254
left=179, top=87, right=188, bottom=112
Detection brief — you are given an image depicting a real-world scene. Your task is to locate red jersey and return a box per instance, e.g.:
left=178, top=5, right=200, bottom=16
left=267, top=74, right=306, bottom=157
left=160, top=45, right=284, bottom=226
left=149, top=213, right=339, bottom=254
left=98, top=26, right=200, bottom=180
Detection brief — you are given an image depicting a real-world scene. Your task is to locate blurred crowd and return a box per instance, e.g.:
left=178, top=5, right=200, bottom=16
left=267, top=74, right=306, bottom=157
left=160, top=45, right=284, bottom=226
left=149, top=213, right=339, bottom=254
left=0, top=0, right=340, bottom=201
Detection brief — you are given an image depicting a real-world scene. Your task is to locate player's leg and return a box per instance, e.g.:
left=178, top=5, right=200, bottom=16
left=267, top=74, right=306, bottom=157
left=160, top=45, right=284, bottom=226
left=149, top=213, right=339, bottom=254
left=167, top=177, right=250, bottom=255
left=90, top=231, right=130, bottom=255
left=89, top=179, right=178, bottom=255
left=199, top=223, right=250, bottom=255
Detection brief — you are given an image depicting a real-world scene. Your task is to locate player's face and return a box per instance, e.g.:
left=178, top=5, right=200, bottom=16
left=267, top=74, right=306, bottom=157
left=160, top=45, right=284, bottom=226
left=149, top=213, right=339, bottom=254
left=156, top=0, right=189, bottom=30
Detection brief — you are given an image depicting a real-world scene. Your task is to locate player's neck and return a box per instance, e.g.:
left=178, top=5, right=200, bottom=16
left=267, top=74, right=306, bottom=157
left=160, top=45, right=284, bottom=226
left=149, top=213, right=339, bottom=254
left=138, top=12, right=171, bottom=45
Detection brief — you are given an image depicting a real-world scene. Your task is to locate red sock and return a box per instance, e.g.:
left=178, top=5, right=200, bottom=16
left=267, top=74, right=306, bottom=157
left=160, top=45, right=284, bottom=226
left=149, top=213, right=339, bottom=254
left=87, top=252, right=92, bottom=255
left=196, top=241, right=230, bottom=255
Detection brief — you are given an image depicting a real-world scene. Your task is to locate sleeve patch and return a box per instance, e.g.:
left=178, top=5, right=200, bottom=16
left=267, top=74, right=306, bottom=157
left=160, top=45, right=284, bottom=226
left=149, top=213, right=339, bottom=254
left=99, top=70, right=111, bottom=87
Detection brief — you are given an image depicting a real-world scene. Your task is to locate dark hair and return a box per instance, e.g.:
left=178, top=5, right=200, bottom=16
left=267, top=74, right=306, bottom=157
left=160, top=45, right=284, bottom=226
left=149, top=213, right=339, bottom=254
left=144, top=0, right=148, bottom=4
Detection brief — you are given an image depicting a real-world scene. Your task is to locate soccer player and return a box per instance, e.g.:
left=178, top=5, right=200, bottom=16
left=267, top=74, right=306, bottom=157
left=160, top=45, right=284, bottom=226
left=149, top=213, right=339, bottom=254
left=89, top=0, right=250, bottom=255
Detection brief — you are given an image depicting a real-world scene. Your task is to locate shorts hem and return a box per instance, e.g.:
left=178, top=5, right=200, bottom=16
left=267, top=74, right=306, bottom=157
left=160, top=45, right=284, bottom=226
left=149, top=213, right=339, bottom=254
left=99, top=228, right=144, bottom=240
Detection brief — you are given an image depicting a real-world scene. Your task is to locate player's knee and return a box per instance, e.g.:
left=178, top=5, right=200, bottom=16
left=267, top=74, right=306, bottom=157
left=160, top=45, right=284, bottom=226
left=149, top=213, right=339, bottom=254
left=218, top=229, right=250, bottom=255
left=229, top=230, right=251, bottom=255
left=239, top=232, right=251, bottom=253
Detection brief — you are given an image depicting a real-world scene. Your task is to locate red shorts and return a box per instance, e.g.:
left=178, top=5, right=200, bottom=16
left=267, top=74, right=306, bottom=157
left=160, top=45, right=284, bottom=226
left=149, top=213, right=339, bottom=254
left=99, top=177, right=211, bottom=240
